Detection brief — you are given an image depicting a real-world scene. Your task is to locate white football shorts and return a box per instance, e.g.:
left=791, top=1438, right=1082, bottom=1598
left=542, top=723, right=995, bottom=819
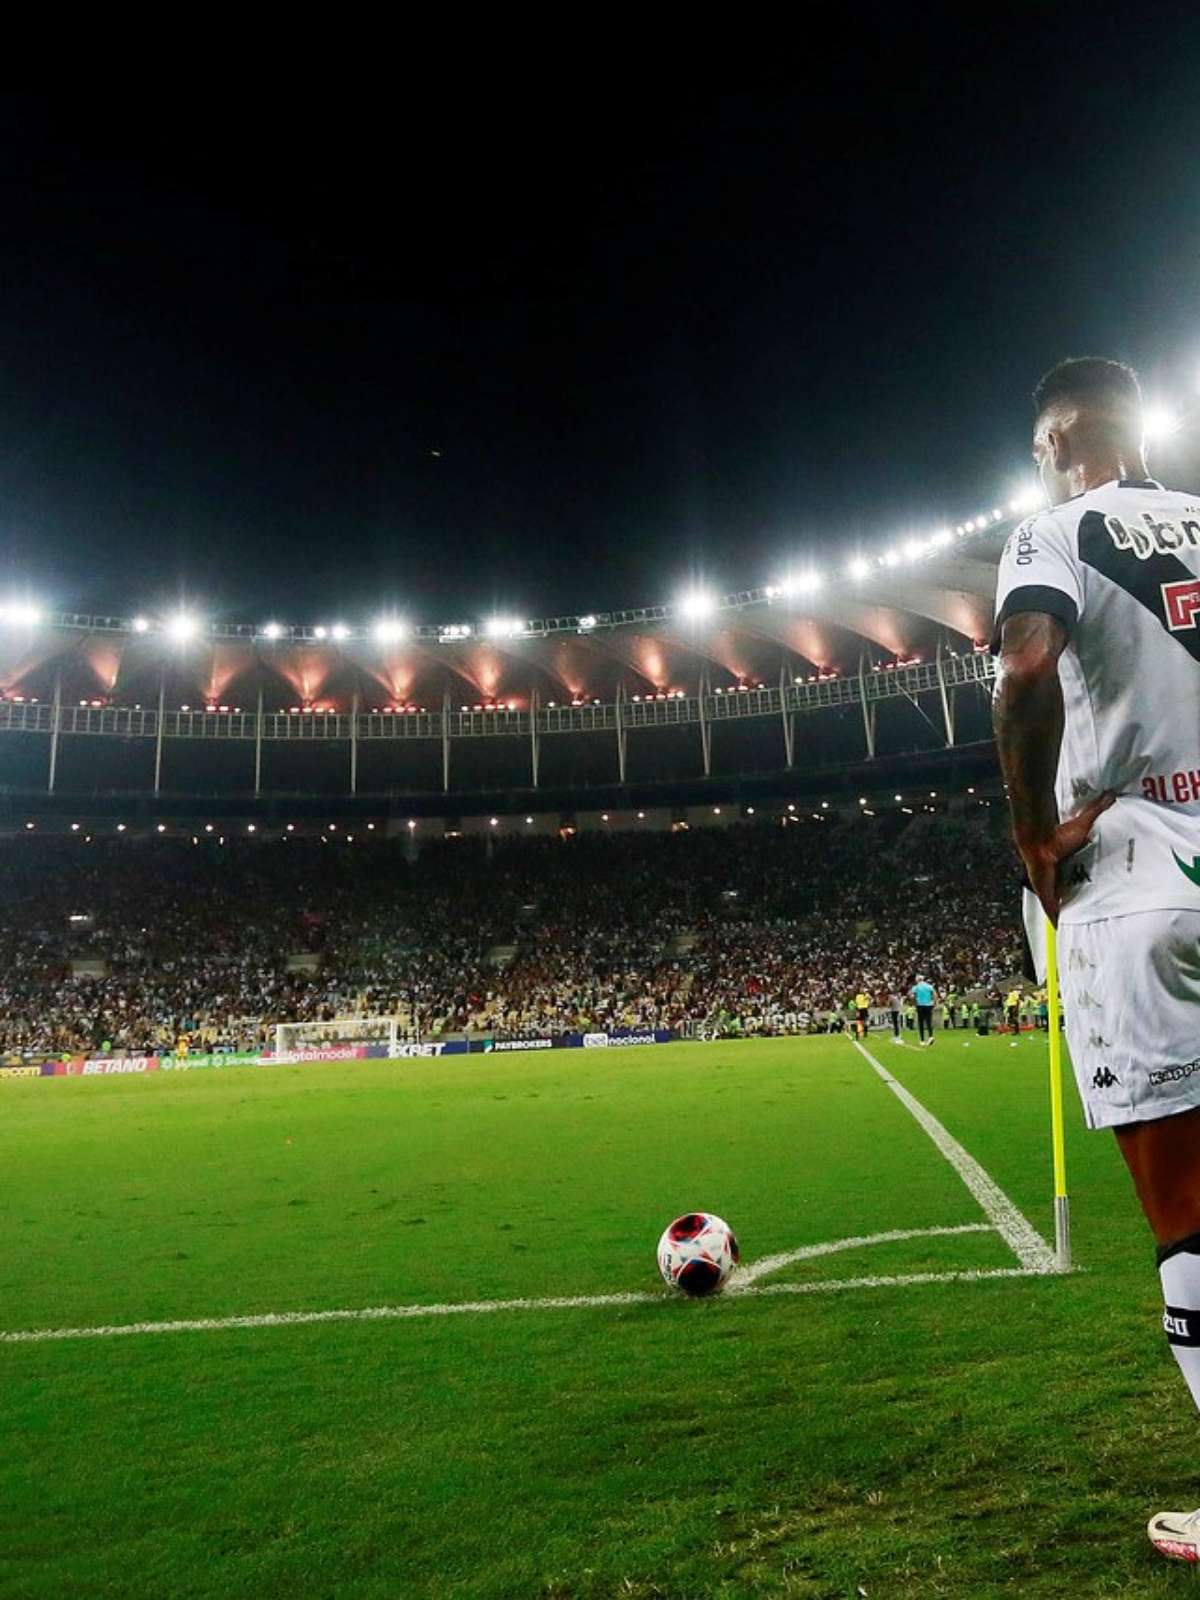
left=1059, top=909, right=1200, bottom=1130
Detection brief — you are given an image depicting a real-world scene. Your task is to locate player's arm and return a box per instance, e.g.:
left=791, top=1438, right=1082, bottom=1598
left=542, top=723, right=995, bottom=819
left=993, top=611, right=1113, bottom=923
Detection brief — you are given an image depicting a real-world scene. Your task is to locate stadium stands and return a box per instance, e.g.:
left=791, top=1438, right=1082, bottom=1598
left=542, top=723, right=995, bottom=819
left=0, top=814, right=1023, bottom=1060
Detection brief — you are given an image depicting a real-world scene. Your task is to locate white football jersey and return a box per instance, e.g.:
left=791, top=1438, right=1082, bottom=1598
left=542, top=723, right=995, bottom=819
left=994, top=477, right=1200, bottom=923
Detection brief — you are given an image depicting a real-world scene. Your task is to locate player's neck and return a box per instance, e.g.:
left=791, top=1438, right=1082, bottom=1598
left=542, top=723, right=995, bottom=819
left=1067, top=451, right=1150, bottom=496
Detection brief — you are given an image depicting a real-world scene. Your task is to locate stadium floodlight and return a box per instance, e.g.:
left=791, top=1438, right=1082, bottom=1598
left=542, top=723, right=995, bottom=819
left=1008, top=483, right=1043, bottom=515
left=166, top=612, right=199, bottom=643
left=116, top=823, right=126, bottom=833
left=261, top=622, right=283, bottom=640
left=1144, top=402, right=1179, bottom=443
left=312, top=625, right=328, bottom=640
left=789, top=571, right=823, bottom=596
left=881, top=549, right=900, bottom=568
left=847, top=557, right=871, bottom=581
left=2, top=601, right=42, bottom=627
left=677, top=589, right=716, bottom=622
left=485, top=616, right=525, bottom=640
left=931, top=528, right=954, bottom=548
left=156, top=823, right=166, bottom=832
left=902, top=538, right=925, bottom=561
left=992, top=508, right=1003, bottom=521
left=131, top=616, right=150, bottom=633
left=372, top=617, right=407, bottom=643
left=578, top=614, right=597, bottom=631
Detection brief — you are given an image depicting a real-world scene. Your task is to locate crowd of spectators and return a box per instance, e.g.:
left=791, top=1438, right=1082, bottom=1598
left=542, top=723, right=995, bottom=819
left=0, top=812, right=1025, bottom=1059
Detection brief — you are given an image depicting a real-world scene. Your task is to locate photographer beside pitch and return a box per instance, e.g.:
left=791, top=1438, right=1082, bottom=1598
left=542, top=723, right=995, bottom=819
left=994, top=357, right=1200, bottom=1565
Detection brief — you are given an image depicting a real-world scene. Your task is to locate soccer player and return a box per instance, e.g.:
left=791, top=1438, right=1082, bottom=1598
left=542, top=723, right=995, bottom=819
left=993, top=356, right=1200, bottom=1564
left=912, top=975, right=935, bottom=1046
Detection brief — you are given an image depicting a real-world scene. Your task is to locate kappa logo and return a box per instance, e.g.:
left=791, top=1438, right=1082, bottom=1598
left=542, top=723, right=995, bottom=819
left=1148, top=1058, right=1200, bottom=1087
left=1091, top=1066, right=1120, bottom=1090
left=1163, top=578, right=1200, bottom=632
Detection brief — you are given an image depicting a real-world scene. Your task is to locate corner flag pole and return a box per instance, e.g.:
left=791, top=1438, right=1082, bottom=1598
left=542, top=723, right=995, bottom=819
left=1044, top=918, right=1071, bottom=1271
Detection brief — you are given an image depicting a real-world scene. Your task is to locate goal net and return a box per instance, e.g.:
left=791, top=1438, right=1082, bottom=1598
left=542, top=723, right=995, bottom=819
left=273, top=1016, right=410, bottom=1057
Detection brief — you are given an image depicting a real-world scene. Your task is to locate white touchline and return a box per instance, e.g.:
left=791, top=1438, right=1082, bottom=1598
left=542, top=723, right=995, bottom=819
left=850, top=1037, right=1060, bottom=1274
left=0, top=1266, right=1049, bottom=1346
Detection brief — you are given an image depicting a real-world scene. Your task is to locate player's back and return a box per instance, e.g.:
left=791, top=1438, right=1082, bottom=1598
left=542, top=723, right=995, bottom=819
left=995, top=478, right=1200, bottom=922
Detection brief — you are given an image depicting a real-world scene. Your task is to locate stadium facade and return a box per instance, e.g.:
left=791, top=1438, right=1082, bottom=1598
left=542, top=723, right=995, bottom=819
left=0, top=522, right=1008, bottom=814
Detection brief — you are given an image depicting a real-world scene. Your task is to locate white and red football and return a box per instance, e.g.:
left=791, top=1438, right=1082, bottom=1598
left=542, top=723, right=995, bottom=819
left=656, top=1211, right=739, bottom=1296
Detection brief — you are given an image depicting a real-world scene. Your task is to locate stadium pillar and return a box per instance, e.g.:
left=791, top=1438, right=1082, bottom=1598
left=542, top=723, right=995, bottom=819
left=442, top=691, right=451, bottom=792
left=857, top=651, right=876, bottom=759
left=698, top=671, right=712, bottom=777
left=936, top=638, right=956, bottom=746
left=615, top=684, right=627, bottom=784
left=779, top=664, right=795, bottom=768
left=254, top=684, right=264, bottom=797
left=46, top=668, right=62, bottom=793
left=530, top=689, right=540, bottom=788
left=350, top=687, right=359, bottom=795
left=153, top=667, right=166, bottom=795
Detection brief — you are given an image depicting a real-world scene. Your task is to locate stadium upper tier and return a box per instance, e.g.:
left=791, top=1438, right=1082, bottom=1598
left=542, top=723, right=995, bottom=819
left=0, top=525, right=1008, bottom=793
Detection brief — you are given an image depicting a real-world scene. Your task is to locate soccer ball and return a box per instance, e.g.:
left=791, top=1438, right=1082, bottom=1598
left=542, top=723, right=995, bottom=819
left=657, top=1212, right=739, bottom=1296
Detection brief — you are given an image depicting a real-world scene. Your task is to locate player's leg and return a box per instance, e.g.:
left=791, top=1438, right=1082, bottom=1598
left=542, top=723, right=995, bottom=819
left=1060, top=910, right=1200, bottom=1563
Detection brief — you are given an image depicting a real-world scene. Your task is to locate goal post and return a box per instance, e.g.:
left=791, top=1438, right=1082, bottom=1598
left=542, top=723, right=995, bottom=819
left=273, top=1016, right=408, bottom=1057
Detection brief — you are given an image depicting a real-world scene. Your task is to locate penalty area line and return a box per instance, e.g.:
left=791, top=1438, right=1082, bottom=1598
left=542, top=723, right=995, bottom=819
left=850, top=1037, right=1060, bottom=1274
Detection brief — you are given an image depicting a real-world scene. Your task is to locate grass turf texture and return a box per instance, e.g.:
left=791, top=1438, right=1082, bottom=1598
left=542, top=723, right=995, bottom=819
left=0, top=1035, right=1192, bottom=1597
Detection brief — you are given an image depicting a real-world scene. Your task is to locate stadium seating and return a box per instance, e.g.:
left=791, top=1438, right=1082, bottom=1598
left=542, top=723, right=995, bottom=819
left=0, top=815, right=1022, bottom=1059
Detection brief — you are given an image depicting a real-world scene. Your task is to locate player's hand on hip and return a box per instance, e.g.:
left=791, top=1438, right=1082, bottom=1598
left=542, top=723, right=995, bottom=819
left=1020, top=790, right=1117, bottom=926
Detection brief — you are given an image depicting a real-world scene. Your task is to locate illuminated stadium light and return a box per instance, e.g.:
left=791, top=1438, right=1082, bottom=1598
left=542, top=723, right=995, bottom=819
left=847, top=557, right=871, bottom=581
left=156, top=824, right=166, bottom=833
left=71, top=823, right=80, bottom=831
left=881, top=548, right=900, bottom=568
left=331, top=623, right=349, bottom=641
left=116, top=823, right=126, bottom=832
left=205, top=824, right=214, bottom=833
left=372, top=617, right=407, bottom=643
left=166, top=613, right=199, bottom=643
left=931, top=528, right=954, bottom=548
left=903, top=539, right=925, bottom=561
left=2, top=601, right=42, bottom=627
left=963, top=519, right=975, bottom=533
left=440, top=623, right=472, bottom=642
left=313, top=625, right=328, bottom=640
left=992, top=508, right=1003, bottom=521
left=247, top=823, right=256, bottom=833
left=790, top=571, right=823, bottom=596
left=676, top=589, right=716, bottom=622
left=1008, top=482, right=1043, bottom=515
left=1144, top=402, right=1179, bottom=442
left=261, top=622, right=283, bottom=640
left=131, top=616, right=150, bottom=633
left=485, top=616, right=525, bottom=640
left=24, top=821, right=33, bottom=830
left=578, top=614, right=597, bottom=631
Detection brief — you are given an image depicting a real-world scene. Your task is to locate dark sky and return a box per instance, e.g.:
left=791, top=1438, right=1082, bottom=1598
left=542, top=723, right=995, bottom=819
left=4, top=14, right=1200, bottom=628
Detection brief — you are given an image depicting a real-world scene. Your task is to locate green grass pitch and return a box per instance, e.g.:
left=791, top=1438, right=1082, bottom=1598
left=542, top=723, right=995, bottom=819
left=0, top=1033, right=1195, bottom=1598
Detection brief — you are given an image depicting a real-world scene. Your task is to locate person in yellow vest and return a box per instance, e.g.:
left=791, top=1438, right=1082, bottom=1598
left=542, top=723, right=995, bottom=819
left=1005, top=988, right=1022, bottom=1034
left=854, top=989, right=871, bottom=1040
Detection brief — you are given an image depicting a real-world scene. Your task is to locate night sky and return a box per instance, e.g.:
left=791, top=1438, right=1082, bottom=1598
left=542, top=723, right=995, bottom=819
left=4, top=15, right=1200, bottom=629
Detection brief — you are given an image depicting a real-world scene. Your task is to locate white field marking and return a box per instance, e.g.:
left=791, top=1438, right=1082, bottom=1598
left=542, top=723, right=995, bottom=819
left=0, top=1264, right=1053, bottom=1346
left=726, top=1221, right=994, bottom=1291
left=850, top=1037, right=1059, bottom=1274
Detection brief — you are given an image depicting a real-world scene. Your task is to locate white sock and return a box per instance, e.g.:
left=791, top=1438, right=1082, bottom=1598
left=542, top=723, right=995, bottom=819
left=1159, top=1237, right=1200, bottom=1408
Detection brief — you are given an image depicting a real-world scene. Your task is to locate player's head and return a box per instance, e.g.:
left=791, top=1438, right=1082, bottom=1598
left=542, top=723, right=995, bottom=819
left=1031, top=358, right=1146, bottom=503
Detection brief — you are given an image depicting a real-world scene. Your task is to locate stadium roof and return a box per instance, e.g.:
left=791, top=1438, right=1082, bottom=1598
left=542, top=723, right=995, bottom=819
left=0, top=523, right=1010, bottom=714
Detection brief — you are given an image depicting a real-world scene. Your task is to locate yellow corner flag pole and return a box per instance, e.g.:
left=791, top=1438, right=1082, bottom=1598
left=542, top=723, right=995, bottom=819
left=1044, top=918, right=1071, bottom=1271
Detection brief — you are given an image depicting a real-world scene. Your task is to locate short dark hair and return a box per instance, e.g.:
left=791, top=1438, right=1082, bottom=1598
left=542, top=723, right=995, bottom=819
left=1033, top=357, right=1141, bottom=420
